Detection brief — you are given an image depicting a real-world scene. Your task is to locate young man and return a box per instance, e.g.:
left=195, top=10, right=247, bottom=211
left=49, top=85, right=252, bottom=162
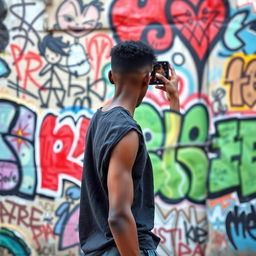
left=79, top=41, right=179, bottom=256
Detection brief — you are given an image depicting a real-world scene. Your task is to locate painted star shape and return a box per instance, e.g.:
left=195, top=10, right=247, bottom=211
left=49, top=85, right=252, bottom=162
left=11, top=122, right=31, bottom=152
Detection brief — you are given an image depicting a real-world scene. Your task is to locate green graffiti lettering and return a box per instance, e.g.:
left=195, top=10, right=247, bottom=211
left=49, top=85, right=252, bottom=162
left=135, top=103, right=209, bottom=202
left=161, top=146, right=189, bottom=199
left=149, top=153, right=164, bottom=192
left=177, top=104, right=209, bottom=201
left=134, top=103, right=164, bottom=149
left=209, top=118, right=256, bottom=199
left=178, top=147, right=208, bottom=201
left=239, top=120, right=256, bottom=197
left=180, top=104, right=209, bottom=143
left=161, top=110, right=188, bottom=199
left=209, top=120, right=240, bottom=194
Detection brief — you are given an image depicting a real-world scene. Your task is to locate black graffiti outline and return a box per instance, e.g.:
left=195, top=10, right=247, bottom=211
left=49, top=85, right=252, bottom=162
left=38, top=63, right=67, bottom=109
left=172, top=52, right=185, bottom=67
left=54, top=0, right=104, bottom=97
left=7, top=78, right=39, bottom=99
left=9, top=0, right=44, bottom=56
left=212, top=88, right=228, bottom=114
left=72, top=76, right=107, bottom=109
left=226, top=204, right=256, bottom=250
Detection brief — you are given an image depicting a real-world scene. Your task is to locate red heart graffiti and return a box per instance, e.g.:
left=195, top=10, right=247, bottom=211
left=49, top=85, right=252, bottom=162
left=111, top=0, right=173, bottom=52
left=170, top=0, right=227, bottom=60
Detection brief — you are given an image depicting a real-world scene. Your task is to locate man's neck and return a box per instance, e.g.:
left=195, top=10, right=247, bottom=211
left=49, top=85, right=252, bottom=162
left=103, top=97, right=138, bottom=116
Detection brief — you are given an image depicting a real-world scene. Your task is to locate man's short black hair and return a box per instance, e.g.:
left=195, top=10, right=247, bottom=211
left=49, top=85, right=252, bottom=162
left=110, top=41, right=156, bottom=72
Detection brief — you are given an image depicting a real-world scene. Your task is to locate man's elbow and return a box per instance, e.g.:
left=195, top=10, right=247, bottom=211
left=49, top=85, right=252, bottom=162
left=108, top=208, right=130, bottom=232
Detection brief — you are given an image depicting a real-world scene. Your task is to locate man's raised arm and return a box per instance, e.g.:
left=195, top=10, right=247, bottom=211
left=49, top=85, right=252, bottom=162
left=155, top=65, right=180, bottom=112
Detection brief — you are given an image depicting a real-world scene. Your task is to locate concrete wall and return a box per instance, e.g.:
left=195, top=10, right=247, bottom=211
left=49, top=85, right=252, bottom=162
left=0, top=0, right=256, bottom=255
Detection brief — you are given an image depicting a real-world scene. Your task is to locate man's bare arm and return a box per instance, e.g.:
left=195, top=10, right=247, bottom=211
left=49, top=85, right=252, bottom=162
left=155, top=65, right=180, bottom=112
left=107, top=130, right=140, bottom=256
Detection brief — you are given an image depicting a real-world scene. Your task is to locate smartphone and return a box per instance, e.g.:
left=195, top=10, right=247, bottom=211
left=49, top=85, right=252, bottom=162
left=149, top=61, right=169, bottom=85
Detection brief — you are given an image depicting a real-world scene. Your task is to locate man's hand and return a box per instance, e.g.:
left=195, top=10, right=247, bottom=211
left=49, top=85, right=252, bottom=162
left=155, top=65, right=180, bottom=112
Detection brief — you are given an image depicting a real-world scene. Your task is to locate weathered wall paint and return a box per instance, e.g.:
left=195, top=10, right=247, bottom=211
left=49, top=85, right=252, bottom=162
left=0, top=0, right=256, bottom=255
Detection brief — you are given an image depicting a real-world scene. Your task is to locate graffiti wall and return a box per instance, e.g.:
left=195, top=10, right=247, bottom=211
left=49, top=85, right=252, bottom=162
left=0, top=0, right=255, bottom=255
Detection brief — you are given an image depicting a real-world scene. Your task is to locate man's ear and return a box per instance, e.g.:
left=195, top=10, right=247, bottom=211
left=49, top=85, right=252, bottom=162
left=143, top=72, right=150, bottom=87
left=108, top=70, right=115, bottom=84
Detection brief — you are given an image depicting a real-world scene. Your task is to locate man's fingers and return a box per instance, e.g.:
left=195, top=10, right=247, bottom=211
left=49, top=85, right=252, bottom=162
left=155, top=73, right=176, bottom=90
left=155, top=85, right=166, bottom=91
left=155, top=73, right=169, bottom=83
left=169, top=64, right=177, bottom=79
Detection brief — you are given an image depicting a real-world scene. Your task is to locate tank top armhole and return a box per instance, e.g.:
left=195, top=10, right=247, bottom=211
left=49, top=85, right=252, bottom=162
left=102, top=125, right=142, bottom=172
